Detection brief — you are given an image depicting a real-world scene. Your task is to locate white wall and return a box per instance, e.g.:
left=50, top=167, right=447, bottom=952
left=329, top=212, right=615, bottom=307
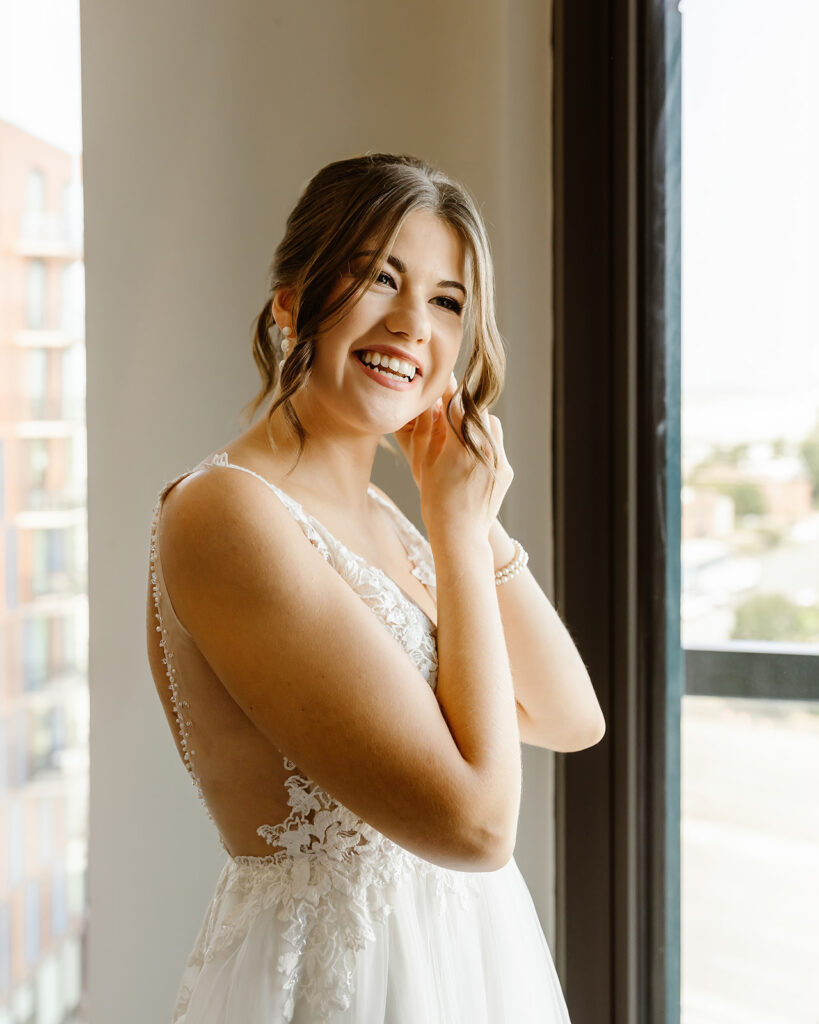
left=80, top=0, right=553, bottom=1018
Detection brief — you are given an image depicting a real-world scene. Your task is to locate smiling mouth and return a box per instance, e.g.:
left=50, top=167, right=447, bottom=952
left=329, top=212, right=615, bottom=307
left=354, top=351, right=418, bottom=383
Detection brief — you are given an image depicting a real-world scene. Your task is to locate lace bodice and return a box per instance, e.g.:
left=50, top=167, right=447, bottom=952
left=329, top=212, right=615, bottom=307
left=149, top=451, right=480, bottom=1021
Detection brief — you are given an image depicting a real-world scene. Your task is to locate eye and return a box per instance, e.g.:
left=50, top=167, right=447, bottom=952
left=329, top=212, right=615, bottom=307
left=435, top=296, right=463, bottom=315
left=374, top=270, right=463, bottom=315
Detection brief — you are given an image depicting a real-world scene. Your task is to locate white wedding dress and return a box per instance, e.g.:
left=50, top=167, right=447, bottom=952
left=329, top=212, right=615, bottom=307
left=148, top=450, right=572, bottom=1023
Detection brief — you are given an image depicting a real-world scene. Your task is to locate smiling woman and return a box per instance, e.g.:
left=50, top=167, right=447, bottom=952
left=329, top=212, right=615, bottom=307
left=146, top=152, right=594, bottom=1022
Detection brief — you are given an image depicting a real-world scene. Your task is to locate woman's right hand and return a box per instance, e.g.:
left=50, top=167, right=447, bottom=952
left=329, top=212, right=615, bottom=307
left=408, top=373, right=514, bottom=544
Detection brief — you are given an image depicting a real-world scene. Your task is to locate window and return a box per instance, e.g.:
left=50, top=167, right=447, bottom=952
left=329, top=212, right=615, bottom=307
left=25, top=349, right=49, bottom=419
left=60, top=261, right=85, bottom=339
left=0, top=904, right=10, bottom=995
left=22, top=618, right=49, bottom=693
left=23, top=881, right=40, bottom=967
left=554, top=3, right=817, bottom=1022
left=25, top=260, right=47, bottom=330
left=680, top=2, right=819, bottom=1020
left=24, top=168, right=45, bottom=222
left=61, top=343, right=86, bottom=421
left=0, top=1, right=87, bottom=1017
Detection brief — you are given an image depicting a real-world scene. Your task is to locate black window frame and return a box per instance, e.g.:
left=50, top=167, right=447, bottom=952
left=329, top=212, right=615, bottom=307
left=552, top=1, right=682, bottom=1022
left=553, top=2, right=818, bottom=1022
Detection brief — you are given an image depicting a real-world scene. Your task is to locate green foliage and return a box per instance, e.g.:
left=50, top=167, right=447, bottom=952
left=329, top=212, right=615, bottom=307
left=710, top=481, right=767, bottom=517
left=755, top=525, right=784, bottom=549
left=732, top=593, right=819, bottom=643
left=799, top=412, right=819, bottom=500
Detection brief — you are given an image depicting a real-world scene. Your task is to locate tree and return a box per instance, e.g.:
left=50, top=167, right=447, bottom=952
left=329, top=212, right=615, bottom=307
left=799, top=411, right=819, bottom=501
left=732, top=593, right=819, bottom=643
left=712, top=481, right=767, bottom=517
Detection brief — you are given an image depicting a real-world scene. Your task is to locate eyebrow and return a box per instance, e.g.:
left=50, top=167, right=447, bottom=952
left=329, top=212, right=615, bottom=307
left=352, top=250, right=468, bottom=298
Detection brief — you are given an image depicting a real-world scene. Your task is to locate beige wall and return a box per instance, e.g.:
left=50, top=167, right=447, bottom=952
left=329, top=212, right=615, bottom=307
left=80, top=0, right=553, bottom=1018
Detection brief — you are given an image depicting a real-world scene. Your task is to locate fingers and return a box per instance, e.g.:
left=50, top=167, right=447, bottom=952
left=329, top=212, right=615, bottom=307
left=411, top=403, right=434, bottom=449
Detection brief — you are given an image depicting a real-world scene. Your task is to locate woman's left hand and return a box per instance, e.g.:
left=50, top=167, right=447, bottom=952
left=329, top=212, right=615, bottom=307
left=392, top=374, right=454, bottom=468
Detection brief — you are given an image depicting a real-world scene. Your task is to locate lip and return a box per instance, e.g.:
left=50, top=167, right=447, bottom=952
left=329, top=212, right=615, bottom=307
left=352, top=351, right=420, bottom=391
left=353, top=345, right=424, bottom=376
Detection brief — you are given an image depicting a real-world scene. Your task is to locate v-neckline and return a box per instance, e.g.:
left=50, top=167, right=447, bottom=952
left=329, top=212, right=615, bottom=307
left=209, top=454, right=438, bottom=631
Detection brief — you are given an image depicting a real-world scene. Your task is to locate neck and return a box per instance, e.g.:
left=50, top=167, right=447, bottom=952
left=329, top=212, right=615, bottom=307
left=247, top=397, right=383, bottom=515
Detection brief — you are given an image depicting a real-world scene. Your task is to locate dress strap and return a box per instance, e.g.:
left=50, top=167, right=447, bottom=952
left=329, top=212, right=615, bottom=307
left=193, top=452, right=337, bottom=567
left=365, top=489, right=437, bottom=589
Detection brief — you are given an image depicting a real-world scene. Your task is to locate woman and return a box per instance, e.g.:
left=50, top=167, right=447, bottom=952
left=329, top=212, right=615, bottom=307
left=146, top=152, right=603, bottom=1022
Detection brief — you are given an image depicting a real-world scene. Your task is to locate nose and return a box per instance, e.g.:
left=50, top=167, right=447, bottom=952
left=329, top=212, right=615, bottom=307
left=383, top=292, right=431, bottom=345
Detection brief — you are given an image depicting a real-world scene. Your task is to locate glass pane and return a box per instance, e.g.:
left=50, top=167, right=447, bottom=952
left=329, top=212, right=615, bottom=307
left=0, top=1, right=88, bottom=1019
left=681, top=696, right=819, bottom=1022
left=680, top=0, right=819, bottom=648
left=680, top=4, right=819, bottom=1023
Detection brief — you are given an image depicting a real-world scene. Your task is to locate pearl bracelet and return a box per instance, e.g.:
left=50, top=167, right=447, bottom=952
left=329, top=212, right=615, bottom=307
left=494, top=538, right=529, bottom=586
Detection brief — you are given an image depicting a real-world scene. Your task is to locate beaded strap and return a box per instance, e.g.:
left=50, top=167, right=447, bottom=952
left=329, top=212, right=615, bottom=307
left=494, top=537, right=529, bottom=586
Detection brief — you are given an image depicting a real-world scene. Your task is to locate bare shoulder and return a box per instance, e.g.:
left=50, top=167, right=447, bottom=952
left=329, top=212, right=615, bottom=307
left=157, top=461, right=310, bottom=592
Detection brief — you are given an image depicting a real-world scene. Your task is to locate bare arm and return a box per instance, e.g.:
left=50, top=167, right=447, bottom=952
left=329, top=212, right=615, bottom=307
left=159, top=468, right=521, bottom=872
left=488, top=517, right=605, bottom=751
left=430, top=529, right=522, bottom=865
left=368, top=481, right=603, bottom=754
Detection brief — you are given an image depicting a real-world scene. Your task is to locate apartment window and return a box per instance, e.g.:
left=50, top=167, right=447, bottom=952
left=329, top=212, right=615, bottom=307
left=25, top=349, right=49, bottom=419
left=23, top=881, right=40, bottom=967
left=0, top=721, right=7, bottom=795
left=0, top=904, right=9, bottom=995
left=25, top=260, right=47, bottom=330
left=24, top=169, right=45, bottom=219
left=8, top=799, right=24, bottom=887
left=4, top=527, right=18, bottom=609
left=51, top=863, right=68, bottom=939
left=22, top=618, right=49, bottom=693
left=24, top=439, right=50, bottom=510
left=61, top=342, right=86, bottom=421
left=60, top=261, right=85, bottom=338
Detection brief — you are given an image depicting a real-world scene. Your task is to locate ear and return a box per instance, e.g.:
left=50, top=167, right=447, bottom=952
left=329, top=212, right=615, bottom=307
left=271, top=287, right=295, bottom=331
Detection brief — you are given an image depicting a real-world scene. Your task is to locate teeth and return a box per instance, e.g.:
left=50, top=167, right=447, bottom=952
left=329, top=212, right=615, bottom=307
left=358, top=351, right=416, bottom=381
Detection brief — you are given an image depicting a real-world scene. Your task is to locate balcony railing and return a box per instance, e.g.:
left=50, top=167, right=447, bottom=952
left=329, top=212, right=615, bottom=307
left=18, top=212, right=83, bottom=257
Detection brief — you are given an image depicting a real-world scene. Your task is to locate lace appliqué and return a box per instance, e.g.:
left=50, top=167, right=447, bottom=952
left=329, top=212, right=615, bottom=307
left=335, top=553, right=438, bottom=685
left=175, top=767, right=481, bottom=1022
left=365, top=487, right=438, bottom=594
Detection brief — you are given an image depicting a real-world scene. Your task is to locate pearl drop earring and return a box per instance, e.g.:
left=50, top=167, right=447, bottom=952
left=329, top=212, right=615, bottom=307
left=278, top=325, right=293, bottom=373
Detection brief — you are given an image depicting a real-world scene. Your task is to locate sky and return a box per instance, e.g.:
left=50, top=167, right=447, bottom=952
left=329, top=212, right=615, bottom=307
left=681, top=0, right=819, bottom=439
left=0, top=0, right=82, bottom=153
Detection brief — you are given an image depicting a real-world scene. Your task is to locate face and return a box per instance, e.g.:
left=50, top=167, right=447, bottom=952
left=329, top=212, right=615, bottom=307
left=292, top=208, right=468, bottom=437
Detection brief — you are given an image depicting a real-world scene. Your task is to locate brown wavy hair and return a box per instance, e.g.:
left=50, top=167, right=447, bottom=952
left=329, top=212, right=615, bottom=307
left=241, top=152, right=506, bottom=482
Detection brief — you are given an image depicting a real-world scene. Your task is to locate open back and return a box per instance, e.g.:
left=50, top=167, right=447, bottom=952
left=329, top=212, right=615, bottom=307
left=147, top=449, right=442, bottom=856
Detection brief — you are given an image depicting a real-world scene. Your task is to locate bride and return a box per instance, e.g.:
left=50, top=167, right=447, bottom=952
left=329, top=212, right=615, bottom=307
left=146, top=151, right=603, bottom=1022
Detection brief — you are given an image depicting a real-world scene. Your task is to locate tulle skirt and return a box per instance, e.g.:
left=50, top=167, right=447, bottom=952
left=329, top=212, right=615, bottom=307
left=171, top=851, right=572, bottom=1023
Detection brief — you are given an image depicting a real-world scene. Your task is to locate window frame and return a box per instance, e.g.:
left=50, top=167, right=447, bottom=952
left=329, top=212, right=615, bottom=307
left=552, top=1, right=682, bottom=1022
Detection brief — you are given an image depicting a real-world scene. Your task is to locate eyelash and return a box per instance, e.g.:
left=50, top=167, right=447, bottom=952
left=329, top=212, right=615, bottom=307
left=375, top=270, right=463, bottom=315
